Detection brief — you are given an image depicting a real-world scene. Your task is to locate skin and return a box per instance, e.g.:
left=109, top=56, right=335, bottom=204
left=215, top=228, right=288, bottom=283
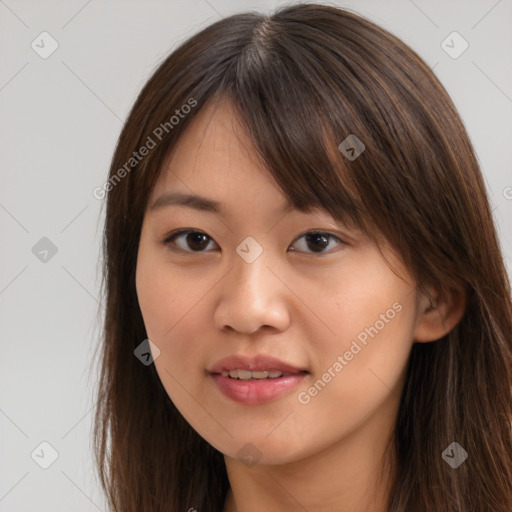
left=135, top=98, right=465, bottom=512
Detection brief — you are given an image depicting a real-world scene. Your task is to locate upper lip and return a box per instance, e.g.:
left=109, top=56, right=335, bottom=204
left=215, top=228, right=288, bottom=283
left=208, top=354, right=308, bottom=374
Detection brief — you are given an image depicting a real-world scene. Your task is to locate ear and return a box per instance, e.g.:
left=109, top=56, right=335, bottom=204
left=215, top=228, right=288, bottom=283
left=413, top=285, right=466, bottom=343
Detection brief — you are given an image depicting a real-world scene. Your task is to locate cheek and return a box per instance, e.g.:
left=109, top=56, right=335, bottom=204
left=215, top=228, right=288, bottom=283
left=306, top=258, right=415, bottom=353
left=136, top=241, right=191, bottom=338
left=289, top=296, right=415, bottom=456
left=300, top=264, right=417, bottom=406
left=136, top=256, right=214, bottom=421
left=138, top=307, right=233, bottom=451
left=135, top=251, right=214, bottom=369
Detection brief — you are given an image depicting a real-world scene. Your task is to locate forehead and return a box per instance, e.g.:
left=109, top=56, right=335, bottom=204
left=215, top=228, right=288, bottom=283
left=149, top=99, right=295, bottom=216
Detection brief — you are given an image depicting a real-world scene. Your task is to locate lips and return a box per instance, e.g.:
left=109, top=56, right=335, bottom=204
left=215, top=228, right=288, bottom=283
left=207, top=354, right=309, bottom=405
left=208, top=354, right=308, bottom=375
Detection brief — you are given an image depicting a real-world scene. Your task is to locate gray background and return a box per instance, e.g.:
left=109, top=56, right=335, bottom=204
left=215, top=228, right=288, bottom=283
left=1, top=0, right=511, bottom=510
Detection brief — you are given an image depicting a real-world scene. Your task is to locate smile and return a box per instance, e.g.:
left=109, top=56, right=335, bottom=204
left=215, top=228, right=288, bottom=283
left=222, top=369, right=289, bottom=379
left=207, top=353, right=309, bottom=404
left=210, top=372, right=308, bottom=405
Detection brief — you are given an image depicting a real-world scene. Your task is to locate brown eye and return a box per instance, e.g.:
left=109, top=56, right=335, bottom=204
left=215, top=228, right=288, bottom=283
left=163, top=230, right=218, bottom=252
left=305, top=233, right=330, bottom=252
left=289, top=231, right=345, bottom=254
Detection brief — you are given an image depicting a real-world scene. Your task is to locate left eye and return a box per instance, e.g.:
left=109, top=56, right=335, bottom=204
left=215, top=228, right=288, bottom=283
left=290, top=231, right=345, bottom=253
left=164, top=230, right=218, bottom=252
left=163, top=229, right=345, bottom=254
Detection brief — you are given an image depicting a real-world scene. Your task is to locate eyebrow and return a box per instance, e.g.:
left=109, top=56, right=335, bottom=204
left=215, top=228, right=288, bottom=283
left=149, top=192, right=295, bottom=215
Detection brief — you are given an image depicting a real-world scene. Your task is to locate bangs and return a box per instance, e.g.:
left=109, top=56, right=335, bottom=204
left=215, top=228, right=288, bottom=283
left=230, top=88, right=371, bottom=233
left=216, top=21, right=388, bottom=240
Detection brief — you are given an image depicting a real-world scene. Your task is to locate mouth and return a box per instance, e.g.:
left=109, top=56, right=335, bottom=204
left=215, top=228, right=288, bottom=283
left=207, top=354, right=309, bottom=405
left=219, top=369, right=307, bottom=380
left=208, top=353, right=308, bottom=375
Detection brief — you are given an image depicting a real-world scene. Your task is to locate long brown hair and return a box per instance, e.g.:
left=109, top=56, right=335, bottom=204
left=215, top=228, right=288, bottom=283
left=92, top=3, right=512, bottom=511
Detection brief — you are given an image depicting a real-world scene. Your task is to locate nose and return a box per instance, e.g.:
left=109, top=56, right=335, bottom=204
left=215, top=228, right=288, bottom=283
left=213, top=247, right=291, bottom=335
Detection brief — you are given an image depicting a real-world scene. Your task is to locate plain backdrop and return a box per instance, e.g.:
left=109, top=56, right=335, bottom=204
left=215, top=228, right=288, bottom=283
left=1, top=0, right=511, bottom=510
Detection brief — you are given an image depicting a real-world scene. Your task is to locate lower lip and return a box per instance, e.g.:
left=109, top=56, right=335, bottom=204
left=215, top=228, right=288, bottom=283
left=210, top=373, right=307, bottom=405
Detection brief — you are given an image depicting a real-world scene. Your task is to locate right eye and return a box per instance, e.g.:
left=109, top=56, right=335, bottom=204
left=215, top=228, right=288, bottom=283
left=163, top=229, right=219, bottom=253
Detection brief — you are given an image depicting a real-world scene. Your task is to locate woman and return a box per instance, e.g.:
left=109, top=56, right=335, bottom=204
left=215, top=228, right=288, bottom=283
left=92, top=3, right=512, bottom=511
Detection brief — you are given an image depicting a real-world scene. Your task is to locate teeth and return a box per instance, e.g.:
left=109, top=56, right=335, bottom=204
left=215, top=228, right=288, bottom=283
left=233, top=369, right=252, bottom=380
left=220, top=369, right=284, bottom=380
left=251, top=370, right=269, bottom=379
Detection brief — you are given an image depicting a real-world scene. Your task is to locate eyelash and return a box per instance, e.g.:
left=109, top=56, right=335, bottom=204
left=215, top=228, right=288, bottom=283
left=162, top=229, right=347, bottom=255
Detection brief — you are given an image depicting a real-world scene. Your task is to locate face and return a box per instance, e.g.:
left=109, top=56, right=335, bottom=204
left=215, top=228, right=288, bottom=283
left=135, top=98, right=426, bottom=466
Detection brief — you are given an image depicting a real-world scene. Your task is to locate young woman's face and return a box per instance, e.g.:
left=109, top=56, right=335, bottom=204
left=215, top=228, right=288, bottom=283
left=136, top=99, right=427, bottom=465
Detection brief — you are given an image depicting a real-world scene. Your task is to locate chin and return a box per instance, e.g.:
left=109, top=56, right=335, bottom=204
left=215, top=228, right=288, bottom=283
left=211, top=435, right=308, bottom=467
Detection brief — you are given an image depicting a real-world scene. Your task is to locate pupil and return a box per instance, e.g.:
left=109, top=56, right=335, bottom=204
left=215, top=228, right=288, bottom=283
left=188, top=232, right=208, bottom=250
left=306, top=233, right=329, bottom=252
